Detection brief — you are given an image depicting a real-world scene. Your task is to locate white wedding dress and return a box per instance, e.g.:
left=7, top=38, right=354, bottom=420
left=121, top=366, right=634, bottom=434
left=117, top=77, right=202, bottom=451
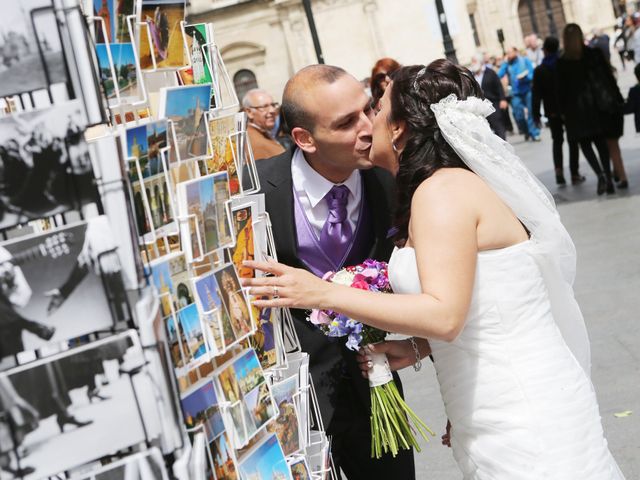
left=389, top=242, right=625, bottom=480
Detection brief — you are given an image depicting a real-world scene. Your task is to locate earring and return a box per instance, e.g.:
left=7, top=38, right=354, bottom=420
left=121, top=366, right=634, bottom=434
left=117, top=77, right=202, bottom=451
left=392, top=141, right=398, bottom=153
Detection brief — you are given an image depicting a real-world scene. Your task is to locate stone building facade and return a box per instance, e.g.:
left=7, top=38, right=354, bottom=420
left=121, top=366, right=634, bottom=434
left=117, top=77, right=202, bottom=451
left=188, top=0, right=617, bottom=101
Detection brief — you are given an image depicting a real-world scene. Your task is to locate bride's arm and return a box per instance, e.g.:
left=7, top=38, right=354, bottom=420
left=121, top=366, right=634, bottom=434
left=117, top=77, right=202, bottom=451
left=242, top=174, right=479, bottom=342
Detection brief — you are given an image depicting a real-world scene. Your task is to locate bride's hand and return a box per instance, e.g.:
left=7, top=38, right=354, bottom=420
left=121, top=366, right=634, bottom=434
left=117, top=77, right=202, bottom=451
left=356, top=339, right=431, bottom=378
left=240, top=259, right=332, bottom=310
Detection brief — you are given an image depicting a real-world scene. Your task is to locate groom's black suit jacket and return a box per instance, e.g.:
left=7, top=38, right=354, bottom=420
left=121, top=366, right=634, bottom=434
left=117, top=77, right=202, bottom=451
left=248, top=148, right=415, bottom=479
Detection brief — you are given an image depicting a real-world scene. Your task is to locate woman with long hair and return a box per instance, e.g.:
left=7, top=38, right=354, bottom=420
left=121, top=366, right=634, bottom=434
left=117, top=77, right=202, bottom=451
left=557, top=23, right=627, bottom=194
left=242, top=59, right=625, bottom=478
left=370, top=57, right=401, bottom=108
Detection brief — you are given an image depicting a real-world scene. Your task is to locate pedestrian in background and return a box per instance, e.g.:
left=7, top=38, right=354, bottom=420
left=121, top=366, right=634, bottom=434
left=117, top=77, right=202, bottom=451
left=623, top=63, right=640, bottom=133
left=557, top=23, right=620, bottom=194
left=525, top=33, right=543, bottom=66
left=532, top=36, right=585, bottom=186
left=243, top=88, right=286, bottom=161
left=498, top=47, right=540, bottom=141
left=470, top=53, right=507, bottom=139
left=589, top=28, right=611, bottom=63
left=370, top=57, right=401, bottom=108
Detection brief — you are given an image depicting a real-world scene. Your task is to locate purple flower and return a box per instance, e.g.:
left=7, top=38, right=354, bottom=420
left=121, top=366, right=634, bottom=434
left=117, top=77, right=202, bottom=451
left=346, top=332, right=363, bottom=351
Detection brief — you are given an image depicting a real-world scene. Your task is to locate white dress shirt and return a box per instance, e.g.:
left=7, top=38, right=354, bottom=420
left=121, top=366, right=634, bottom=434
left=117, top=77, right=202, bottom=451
left=291, top=148, right=362, bottom=238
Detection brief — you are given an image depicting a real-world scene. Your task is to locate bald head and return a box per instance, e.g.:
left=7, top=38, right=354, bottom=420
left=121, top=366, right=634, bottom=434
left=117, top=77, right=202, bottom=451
left=281, top=64, right=349, bottom=133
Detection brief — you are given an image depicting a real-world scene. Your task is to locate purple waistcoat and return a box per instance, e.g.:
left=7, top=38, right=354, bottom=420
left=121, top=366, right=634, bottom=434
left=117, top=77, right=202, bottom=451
left=293, top=181, right=374, bottom=277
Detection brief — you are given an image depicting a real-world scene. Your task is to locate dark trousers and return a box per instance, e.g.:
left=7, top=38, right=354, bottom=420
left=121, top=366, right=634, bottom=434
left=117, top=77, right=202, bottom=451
left=329, top=373, right=415, bottom=480
left=578, top=136, right=611, bottom=178
left=548, top=117, right=580, bottom=176
left=487, top=110, right=507, bottom=140
left=331, top=400, right=415, bottom=479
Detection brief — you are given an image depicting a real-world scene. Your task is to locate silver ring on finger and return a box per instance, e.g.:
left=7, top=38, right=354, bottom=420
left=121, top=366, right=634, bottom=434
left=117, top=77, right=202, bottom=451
left=272, top=285, right=279, bottom=298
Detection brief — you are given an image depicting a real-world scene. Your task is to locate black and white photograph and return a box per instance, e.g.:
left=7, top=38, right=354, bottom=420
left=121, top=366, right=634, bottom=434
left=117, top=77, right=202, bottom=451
left=0, top=1, right=68, bottom=98
left=0, top=331, right=155, bottom=479
left=0, top=216, right=128, bottom=364
left=0, top=99, right=98, bottom=231
left=71, top=448, right=169, bottom=480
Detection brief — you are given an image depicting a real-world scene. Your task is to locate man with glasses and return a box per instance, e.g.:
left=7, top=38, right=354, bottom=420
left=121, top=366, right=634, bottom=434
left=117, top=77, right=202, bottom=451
left=243, top=89, right=285, bottom=160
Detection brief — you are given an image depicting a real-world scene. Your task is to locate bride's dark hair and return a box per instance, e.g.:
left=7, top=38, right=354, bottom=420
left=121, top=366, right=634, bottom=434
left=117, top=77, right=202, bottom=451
left=389, top=59, right=483, bottom=246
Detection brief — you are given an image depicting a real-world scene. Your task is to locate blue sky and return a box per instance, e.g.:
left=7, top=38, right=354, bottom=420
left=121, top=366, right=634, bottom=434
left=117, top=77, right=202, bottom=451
left=95, top=43, right=136, bottom=70
left=151, top=259, right=173, bottom=295
left=126, top=125, right=149, bottom=158
left=147, top=119, right=168, bottom=139
left=110, top=43, right=136, bottom=66
left=240, top=435, right=290, bottom=480
left=233, top=350, right=261, bottom=384
left=181, top=381, right=217, bottom=420
left=199, top=176, right=215, bottom=208
left=195, top=273, right=221, bottom=312
left=178, top=303, right=202, bottom=338
left=94, top=0, right=115, bottom=37
left=164, top=85, right=212, bottom=118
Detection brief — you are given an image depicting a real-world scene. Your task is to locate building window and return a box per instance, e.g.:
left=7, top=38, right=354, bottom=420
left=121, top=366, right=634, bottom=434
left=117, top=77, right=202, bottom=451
left=233, top=69, right=258, bottom=103
left=469, top=13, right=481, bottom=47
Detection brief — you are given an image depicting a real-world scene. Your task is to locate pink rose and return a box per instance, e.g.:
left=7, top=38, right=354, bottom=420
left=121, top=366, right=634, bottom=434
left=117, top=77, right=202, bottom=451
left=351, top=279, right=370, bottom=290
left=310, top=309, right=331, bottom=325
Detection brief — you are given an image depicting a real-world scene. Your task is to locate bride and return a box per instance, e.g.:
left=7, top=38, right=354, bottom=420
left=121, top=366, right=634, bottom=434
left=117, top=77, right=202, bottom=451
left=242, top=59, right=625, bottom=479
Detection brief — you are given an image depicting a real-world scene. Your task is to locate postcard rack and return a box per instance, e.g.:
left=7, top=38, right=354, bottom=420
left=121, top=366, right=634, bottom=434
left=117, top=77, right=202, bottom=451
left=0, top=1, right=337, bottom=479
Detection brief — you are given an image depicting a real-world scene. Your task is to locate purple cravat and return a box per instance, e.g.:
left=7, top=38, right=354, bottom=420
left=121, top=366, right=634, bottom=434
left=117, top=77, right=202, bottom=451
left=319, top=185, right=353, bottom=265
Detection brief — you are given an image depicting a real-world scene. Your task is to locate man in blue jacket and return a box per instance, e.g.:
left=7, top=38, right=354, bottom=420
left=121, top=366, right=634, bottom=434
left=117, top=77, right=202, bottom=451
left=498, top=47, right=540, bottom=141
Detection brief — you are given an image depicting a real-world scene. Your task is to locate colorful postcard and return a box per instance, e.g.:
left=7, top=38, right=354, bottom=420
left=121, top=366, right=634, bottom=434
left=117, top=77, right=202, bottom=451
left=0, top=100, right=97, bottom=230
left=166, top=313, right=187, bottom=368
left=214, top=263, right=253, bottom=340
left=215, top=349, right=276, bottom=446
left=209, top=432, right=238, bottom=480
left=231, top=204, right=255, bottom=278
left=214, top=172, right=233, bottom=246
left=150, top=252, right=194, bottom=318
left=159, top=84, right=212, bottom=162
left=177, top=172, right=232, bottom=260
left=289, top=457, right=311, bottom=480
left=95, top=42, right=138, bottom=100
left=181, top=379, right=225, bottom=441
left=267, top=375, right=301, bottom=456
left=93, top=0, right=136, bottom=43
left=177, top=303, right=206, bottom=361
left=238, top=434, right=292, bottom=480
left=0, top=1, right=67, bottom=97
left=0, top=217, right=126, bottom=361
left=207, top=114, right=240, bottom=194
left=179, top=23, right=216, bottom=108
left=125, top=120, right=174, bottom=237
left=193, top=272, right=233, bottom=350
left=138, top=0, right=186, bottom=69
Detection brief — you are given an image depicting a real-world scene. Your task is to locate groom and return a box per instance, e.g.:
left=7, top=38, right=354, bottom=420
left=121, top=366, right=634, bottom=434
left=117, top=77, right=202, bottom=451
left=248, top=65, right=415, bottom=479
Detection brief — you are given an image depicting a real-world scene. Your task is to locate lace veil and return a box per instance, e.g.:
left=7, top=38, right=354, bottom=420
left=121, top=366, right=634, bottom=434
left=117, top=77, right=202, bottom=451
left=430, top=94, right=591, bottom=376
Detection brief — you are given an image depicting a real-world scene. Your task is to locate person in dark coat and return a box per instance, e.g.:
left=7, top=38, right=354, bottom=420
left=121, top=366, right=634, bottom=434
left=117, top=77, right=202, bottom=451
left=623, top=62, right=640, bottom=132
left=470, top=53, right=507, bottom=139
left=532, top=36, right=585, bottom=186
left=245, top=65, right=418, bottom=480
left=557, top=23, right=619, bottom=194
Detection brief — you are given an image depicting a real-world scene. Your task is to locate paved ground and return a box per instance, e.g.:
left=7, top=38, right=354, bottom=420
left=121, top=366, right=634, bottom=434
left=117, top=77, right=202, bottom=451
left=398, top=65, right=640, bottom=479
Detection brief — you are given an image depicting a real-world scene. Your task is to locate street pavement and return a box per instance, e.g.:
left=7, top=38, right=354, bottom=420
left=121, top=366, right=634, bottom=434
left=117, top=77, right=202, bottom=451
left=398, top=65, right=640, bottom=479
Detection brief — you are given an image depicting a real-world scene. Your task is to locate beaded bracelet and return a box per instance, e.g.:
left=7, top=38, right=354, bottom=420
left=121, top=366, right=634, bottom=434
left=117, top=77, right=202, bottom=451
left=408, top=337, right=422, bottom=372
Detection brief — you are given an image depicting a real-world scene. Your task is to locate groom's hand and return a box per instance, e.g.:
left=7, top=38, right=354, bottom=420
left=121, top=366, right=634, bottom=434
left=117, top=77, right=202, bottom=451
left=356, top=339, right=431, bottom=378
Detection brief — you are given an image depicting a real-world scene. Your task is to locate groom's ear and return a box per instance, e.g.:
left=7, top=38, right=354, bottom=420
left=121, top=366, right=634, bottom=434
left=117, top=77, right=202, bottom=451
left=291, top=127, right=317, bottom=154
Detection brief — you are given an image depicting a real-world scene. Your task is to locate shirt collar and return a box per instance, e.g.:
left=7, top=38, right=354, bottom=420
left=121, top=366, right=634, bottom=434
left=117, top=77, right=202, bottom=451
left=292, top=148, right=360, bottom=208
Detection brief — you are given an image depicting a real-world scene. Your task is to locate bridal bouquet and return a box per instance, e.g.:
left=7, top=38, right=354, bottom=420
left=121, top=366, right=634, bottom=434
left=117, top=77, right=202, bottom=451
left=309, top=259, right=434, bottom=458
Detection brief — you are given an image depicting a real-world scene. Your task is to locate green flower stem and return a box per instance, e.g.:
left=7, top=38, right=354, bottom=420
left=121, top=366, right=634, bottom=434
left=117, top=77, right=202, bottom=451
left=369, top=381, right=436, bottom=459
